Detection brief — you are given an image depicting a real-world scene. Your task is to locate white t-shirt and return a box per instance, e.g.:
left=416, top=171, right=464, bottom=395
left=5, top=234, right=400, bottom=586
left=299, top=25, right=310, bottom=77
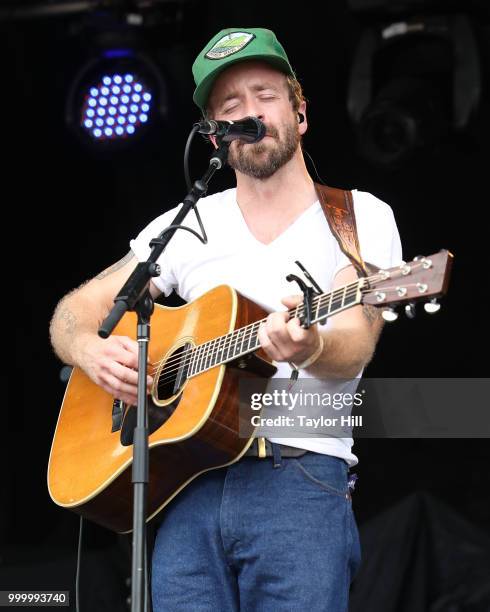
left=130, top=187, right=403, bottom=466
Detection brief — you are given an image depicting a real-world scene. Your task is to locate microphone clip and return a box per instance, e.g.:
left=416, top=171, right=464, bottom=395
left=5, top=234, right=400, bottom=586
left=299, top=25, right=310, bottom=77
left=209, top=140, right=230, bottom=169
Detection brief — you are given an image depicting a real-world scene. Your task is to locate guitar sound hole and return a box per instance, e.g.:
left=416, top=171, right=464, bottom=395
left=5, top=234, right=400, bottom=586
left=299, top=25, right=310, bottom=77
left=156, top=342, right=192, bottom=401
left=119, top=342, right=193, bottom=447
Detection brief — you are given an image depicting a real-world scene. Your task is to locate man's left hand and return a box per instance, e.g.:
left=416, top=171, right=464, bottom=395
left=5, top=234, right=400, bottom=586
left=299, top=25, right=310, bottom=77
left=257, top=294, right=322, bottom=365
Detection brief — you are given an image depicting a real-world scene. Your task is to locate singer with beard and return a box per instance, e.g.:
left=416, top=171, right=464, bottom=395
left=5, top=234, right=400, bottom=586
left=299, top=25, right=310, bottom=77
left=50, top=28, right=403, bottom=611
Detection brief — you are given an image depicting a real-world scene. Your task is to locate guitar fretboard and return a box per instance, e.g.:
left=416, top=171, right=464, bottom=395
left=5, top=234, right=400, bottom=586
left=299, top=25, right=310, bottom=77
left=186, top=279, right=364, bottom=377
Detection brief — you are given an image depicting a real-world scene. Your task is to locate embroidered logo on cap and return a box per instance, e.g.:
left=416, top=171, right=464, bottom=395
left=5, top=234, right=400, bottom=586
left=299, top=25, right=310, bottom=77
left=205, top=32, right=255, bottom=60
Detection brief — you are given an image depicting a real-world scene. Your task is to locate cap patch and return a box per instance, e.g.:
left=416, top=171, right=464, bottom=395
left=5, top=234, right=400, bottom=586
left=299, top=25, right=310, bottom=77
left=205, top=32, right=255, bottom=60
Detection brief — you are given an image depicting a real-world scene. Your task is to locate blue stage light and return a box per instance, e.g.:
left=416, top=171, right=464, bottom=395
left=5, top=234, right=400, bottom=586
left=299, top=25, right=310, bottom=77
left=68, top=49, right=168, bottom=146
left=80, top=71, right=154, bottom=140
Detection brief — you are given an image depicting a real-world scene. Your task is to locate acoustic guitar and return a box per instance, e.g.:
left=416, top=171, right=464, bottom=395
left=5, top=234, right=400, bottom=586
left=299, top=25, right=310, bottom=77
left=48, top=250, right=452, bottom=532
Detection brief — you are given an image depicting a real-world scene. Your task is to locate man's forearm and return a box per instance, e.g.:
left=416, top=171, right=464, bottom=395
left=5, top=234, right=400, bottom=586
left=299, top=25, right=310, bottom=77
left=49, top=290, right=106, bottom=365
left=304, top=327, right=376, bottom=379
left=305, top=302, right=384, bottom=379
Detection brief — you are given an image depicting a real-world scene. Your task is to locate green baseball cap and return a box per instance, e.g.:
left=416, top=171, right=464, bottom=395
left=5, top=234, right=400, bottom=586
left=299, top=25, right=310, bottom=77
left=192, top=28, right=294, bottom=111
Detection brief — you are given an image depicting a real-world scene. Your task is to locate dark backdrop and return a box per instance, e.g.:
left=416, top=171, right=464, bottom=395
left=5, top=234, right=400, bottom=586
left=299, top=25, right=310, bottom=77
left=4, top=1, right=489, bottom=609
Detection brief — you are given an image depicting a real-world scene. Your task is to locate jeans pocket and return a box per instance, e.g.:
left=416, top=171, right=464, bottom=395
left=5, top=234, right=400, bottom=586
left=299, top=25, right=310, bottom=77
left=290, top=453, right=349, bottom=497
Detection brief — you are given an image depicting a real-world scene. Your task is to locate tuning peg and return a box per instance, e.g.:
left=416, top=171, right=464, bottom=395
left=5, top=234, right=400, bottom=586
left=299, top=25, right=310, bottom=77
left=382, top=307, right=398, bottom=322
left=405, top=303, right=416, bottom=319
left=424, top=299, right=441, bottom=314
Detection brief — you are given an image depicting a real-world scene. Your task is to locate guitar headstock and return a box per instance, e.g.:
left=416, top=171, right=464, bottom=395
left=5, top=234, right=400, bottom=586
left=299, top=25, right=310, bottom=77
left=361, top=250, right=453, bottom=317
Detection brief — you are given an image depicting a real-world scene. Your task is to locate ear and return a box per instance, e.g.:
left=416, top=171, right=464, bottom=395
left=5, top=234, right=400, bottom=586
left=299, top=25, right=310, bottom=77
left=298, top=100, right=308, bottom=135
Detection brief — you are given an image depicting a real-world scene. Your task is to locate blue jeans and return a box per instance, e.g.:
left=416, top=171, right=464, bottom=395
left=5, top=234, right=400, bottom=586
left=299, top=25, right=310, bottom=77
left=151, top=447, right=361, bottom=611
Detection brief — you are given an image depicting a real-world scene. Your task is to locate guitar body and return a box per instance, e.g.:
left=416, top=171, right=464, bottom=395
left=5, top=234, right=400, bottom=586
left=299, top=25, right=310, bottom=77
left=48, top=285, right=275, bottom=533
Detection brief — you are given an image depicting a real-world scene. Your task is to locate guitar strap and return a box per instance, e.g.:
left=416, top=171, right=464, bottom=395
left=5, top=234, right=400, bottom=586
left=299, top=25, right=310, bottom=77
left=314, top=182, right=368, bottom=278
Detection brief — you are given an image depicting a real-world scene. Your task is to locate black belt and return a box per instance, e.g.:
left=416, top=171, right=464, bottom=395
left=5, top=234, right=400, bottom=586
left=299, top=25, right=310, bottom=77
left=244, top=437, right=308, bottom=458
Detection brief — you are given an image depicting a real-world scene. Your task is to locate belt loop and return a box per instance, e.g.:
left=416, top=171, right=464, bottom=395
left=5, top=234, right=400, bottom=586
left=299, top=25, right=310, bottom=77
left=257, top=437, right=267, bottom=459
left=271, top=442, right=282, bottom=468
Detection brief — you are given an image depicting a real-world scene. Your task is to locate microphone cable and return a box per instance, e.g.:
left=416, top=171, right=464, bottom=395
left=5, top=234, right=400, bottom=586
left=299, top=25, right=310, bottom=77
left=184, top=123, right=200, bottom=192
left=303, top=148, right=328, bottom=186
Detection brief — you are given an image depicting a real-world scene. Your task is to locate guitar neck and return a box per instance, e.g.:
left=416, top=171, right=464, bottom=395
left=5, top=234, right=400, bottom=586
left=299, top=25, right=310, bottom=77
left=188, top=278, right=365, bottom=377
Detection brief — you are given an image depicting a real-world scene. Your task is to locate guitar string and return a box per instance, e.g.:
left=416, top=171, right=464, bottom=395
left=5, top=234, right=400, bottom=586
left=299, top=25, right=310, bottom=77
left=147, top=264, right=429, bottom=385
left=146, top=283, right=358, bottom=375
left=149, top=276, right=432, bottom=388
left=148, top=280, right=365, bottom=381
left=147, top=263, right=416, bottom=378
left=147, top=272, right=423, bottom=384
left=147, top=276, right=371, bottom=376
left=147, top=280, right=383, bottom=385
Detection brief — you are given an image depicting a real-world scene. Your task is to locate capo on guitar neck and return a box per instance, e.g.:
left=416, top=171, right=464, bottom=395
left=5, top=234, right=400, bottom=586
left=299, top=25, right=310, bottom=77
left=286, top=262, right=324, bottom=389
left=286, top=275, right=315, bottom=328
left=294, top=260, right=323, bottom=294
left=286, top=260, right=323, bottom=329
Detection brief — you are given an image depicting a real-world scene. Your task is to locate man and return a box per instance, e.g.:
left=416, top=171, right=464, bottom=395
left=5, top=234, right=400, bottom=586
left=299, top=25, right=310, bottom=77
left=50, top=28, right=402, bottom=611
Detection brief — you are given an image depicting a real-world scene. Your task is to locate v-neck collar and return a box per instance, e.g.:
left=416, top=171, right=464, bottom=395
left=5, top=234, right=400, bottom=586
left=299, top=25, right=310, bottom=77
left=232, top=192, right=321, bottom=248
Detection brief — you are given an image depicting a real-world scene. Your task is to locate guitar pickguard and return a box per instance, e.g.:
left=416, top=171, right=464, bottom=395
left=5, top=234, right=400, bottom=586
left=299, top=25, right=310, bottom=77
left=119, top=397, right=181, bottom=446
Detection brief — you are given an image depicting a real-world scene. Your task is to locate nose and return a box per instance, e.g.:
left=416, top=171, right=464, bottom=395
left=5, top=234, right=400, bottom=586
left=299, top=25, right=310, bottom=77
left=241, top=95, right=266, bottom=123
left=244, top=107, right=265, bottom=123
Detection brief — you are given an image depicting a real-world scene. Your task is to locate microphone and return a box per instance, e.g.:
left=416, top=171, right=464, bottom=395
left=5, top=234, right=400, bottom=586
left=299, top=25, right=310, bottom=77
left=194, top=116, right=266, bottom=143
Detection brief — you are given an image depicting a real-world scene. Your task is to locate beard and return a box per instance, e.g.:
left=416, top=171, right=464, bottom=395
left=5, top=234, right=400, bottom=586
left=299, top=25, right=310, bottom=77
left=227, top=119, right=300, bottom=180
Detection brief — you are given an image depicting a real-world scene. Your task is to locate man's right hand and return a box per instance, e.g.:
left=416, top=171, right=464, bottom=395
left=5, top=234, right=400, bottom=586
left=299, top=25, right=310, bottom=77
left=75, top=334, right=153, bottom=406
left=49, top=251, right=161, bottom=403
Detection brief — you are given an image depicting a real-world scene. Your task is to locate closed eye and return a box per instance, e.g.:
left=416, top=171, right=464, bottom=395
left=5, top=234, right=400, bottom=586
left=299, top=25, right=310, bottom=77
left=222, top=104, right=239, bottom=114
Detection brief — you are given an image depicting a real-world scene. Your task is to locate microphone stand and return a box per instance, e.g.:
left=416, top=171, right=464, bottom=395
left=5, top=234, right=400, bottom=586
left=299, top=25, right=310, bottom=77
left=98, top=140, right=230, bottom=612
